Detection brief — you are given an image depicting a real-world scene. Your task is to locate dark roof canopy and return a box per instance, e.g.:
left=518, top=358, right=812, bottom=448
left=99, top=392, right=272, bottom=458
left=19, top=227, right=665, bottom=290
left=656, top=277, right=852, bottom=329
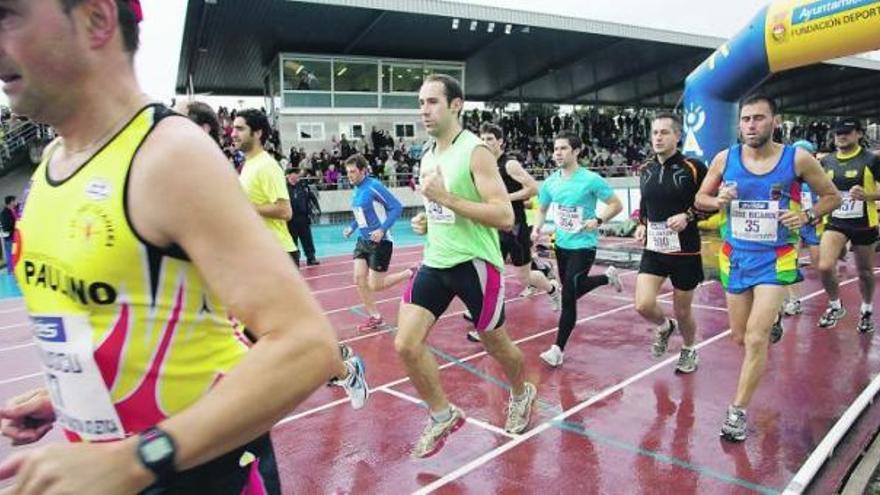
left=177, top=0, right=880, bottom=117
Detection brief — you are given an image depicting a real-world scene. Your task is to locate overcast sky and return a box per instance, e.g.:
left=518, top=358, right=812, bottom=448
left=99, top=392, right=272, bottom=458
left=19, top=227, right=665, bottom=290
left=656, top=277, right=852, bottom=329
left=0, top=0, right=876, bottom=106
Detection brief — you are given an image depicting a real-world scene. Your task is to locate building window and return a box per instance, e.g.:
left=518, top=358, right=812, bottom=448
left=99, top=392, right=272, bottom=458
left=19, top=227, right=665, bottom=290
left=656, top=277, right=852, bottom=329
left=334, top=61, right=378, bottom=93
left=382, top=64, right=424, bottom=93
left=283, top=59, right=331, bottom=91
left=425, top=65, right=464, bottom=84
left=394, top=123, right=416, bottom=138
left=297, top=123, right=325, bottom=141
left=342, top=123, right=365, bottom=139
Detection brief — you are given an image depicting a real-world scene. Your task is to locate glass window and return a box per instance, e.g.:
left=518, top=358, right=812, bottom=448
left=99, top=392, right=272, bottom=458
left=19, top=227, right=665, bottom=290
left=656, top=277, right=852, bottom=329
left=348, top=124, right=364, bottom=139
left=334, top=61, right=378, bottom=92
left=283, top=59, right=331, bottom=91
left=382, top=64, right=424, bottom=93
left=394, top=123, right=416, bottom=138
left=425, top=66, right=464, bottom=85
left=297, top=123, right=325, bottom=141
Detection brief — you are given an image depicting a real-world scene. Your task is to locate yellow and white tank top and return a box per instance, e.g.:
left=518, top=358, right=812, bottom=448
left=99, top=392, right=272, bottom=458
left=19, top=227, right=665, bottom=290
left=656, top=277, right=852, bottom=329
left=13, top=104, right=247, bottom=442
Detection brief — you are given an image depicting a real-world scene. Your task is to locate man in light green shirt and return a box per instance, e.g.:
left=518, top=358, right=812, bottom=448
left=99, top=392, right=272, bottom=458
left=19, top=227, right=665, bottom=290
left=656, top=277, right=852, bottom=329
left=398, top=75, right=537, bottom=458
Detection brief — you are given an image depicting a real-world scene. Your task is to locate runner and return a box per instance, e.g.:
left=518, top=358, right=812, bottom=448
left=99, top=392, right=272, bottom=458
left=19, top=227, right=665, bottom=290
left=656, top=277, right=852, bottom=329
left=464, top=123, right=560, bottom=343
left=783, top=140, right=823, bottom=316
left=343, top=153, right=414, bottom=332
left=634, top=112, right=707, bottom=373
left=695, top=94, right=840, bottom=442
left=479, top=123, right=560, bottom=309
left=398, top=74, right=536, bottom=458
left=531, top=131, right=624, bottom=367
left=0, top=1, right=355, bottom=492
left=816, top=118, right=880, bottom=332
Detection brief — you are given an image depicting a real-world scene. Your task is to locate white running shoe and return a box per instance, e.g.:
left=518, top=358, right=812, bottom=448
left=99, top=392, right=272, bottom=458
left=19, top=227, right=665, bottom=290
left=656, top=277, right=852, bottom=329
left=540, top=345, right=564, bottom=367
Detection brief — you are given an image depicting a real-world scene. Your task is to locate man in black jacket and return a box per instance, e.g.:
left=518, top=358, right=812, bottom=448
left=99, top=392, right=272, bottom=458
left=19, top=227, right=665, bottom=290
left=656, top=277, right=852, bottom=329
left=0, top=195, right=17, bottom=274
left=285, top=168, right=321, bottom=266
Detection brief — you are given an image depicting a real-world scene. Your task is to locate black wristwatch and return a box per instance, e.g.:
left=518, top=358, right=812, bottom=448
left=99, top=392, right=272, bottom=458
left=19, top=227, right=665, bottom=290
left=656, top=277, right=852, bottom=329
left=803, top=208, right=818, bottom=226
left=137, top=427, right=178, bottom=482
left=595, top=217, right=604, bottom=226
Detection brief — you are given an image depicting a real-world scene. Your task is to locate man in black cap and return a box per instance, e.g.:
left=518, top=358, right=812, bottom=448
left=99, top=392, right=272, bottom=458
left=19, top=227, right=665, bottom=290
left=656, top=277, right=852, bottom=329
left=817, top=118, right=880, bottom=333
left=286, top=168, right=321, bottom=266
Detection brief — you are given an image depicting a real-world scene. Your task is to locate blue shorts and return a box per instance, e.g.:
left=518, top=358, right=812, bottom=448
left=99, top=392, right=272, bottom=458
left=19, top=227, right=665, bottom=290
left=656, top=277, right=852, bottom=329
left=800, top=223, right=821, bottom=247
left=719, top=242, right=802, bottom=294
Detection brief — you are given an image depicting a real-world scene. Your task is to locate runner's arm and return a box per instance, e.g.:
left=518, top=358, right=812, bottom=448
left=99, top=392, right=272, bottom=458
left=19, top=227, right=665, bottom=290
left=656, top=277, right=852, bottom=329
left=122, top=119, right=341, bottom=485
left=371, top=184, right=403, bottom=232
left=695, top=150, right=728, bottom=212
left=795, top=148, right=841, bottom=217
left=597, top=194, right=623, bottom=223
left=853, top=156, right=880, bottom=202
left=505, top=159, right=538, bottom=202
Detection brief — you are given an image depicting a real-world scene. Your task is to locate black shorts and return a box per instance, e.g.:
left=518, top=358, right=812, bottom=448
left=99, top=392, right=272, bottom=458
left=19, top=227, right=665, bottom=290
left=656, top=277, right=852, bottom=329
left=403, top=259, right=505, bottom=332
left=825, top=224, right=879, bottom=246
left=353, top=238, right=393, bottom=272
left=639, top=250, right=704, bottom=291
left=141, top=434, right=280, bottom=494
left=500, top=222, right=531, bottom=267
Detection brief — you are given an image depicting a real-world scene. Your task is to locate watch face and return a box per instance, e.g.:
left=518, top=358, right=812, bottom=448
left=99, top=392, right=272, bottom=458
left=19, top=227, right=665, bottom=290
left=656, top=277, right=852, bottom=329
left=142, top=437, right=174, bottom=463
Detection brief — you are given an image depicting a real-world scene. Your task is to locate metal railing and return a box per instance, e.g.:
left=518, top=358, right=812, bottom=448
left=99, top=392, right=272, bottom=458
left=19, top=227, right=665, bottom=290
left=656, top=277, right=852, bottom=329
left=0, top=122, right=53, bottom=174
left=298, top=164, right=640, bottom=191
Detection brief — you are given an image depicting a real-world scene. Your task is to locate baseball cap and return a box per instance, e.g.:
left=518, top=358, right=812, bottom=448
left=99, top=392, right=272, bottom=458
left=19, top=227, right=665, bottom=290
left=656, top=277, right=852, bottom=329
left=833, top=118, right=863, bottom=134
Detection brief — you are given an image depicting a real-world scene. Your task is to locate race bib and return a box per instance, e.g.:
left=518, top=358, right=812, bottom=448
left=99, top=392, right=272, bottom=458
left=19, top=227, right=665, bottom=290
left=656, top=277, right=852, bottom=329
left=646, top=222, right=681, bottom=253
left=425, top=200, right=455, bottom=224
left=553, top=204, right=584, bottom=233
left=832, top=192, right=864, bottom=219
left=730, top=200, right=779, bottom=242
left=33, top=315, right=125, bottom=441
left=353, top=207, right=367, bottom=228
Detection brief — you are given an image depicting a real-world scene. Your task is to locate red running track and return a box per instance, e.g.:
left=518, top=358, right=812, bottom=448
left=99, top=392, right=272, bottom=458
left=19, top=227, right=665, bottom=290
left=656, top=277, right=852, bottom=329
left=1, top=244, right=879, bottom=494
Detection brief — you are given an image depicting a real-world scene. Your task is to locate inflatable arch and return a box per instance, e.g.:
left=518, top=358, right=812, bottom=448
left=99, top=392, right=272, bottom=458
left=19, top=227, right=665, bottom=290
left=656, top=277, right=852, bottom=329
left=683, top=0, right=880, bottom=162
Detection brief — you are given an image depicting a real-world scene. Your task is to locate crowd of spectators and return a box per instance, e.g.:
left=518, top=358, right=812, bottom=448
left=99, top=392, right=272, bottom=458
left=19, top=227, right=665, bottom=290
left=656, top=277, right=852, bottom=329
left=189, top=103, right=880, bottom=192
left=462, top=107, right=653, bottom=178
left=277, top=108, right=657, bottom=190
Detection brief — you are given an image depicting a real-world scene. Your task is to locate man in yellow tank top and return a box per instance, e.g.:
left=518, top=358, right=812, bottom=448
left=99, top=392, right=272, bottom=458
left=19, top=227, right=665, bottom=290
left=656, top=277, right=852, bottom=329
left=0, top=1, right=346, bottom=493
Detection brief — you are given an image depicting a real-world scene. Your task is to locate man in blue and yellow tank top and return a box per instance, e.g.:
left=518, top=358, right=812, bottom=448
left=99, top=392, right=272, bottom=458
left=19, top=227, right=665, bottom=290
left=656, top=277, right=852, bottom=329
left=816, top=118, right=880, bottom=332
left=0, top=1, right=346, bottom=493
left=696, top=95, right=840, bottom=443
left=399, top=75, right=536, bottom=458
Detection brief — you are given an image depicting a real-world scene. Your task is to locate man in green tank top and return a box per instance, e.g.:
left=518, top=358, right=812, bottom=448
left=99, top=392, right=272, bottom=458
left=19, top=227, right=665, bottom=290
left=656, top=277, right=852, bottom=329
left=398, top=75, right=537, bottom=458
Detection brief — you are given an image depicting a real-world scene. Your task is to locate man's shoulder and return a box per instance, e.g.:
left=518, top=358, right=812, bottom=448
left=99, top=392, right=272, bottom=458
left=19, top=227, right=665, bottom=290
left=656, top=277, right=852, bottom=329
left=251, top=152, right=281, bottom=171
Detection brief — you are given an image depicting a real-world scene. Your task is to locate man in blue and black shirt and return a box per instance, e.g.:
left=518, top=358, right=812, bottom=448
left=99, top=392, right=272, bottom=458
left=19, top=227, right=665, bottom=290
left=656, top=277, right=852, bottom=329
left=343, top=154, right=414, bottom=331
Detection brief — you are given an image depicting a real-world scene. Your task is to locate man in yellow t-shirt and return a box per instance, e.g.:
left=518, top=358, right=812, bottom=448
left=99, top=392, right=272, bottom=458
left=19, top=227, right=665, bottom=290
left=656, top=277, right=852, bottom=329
left=233, top=110, right=298, bottom=264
